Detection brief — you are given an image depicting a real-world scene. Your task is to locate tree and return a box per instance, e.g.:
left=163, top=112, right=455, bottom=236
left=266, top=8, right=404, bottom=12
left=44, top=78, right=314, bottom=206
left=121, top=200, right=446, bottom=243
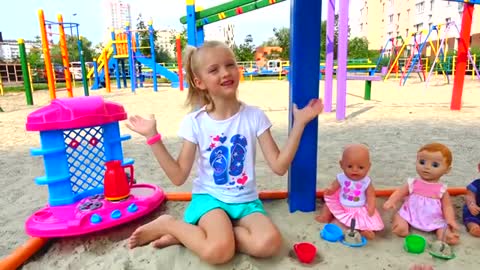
left=156, top=46, right=172, bottom=63
left=170, top=27, right=187, bottom=57
left=136, top=13, right=156, bottom=57
left=28, top=36, right=43, bottom=68
left=49, top=35, right=95, bottom=64
left=320, top=14, right=351, bottom=59
left=348, top=37, right=369, bottom=58
left=232, top=35, right=255, bottom=61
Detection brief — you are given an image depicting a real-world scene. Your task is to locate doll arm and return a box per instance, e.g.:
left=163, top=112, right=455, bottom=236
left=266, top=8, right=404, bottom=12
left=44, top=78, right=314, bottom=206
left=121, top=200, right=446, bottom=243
left=465, top=190, right=480, bottom=216
left=383, top=183, right=409, bottom=210
left=324, top=179, right=340, bottom=195
left=366, top=183, right=376, bottom=216
left=441, top=192, right=459, bottom=231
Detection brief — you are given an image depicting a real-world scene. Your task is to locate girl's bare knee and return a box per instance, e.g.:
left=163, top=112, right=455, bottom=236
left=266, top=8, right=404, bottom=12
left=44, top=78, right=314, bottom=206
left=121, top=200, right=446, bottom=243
left=200, top=240, right=235, bottom=265
left=251, top=230, right=283, bottom=258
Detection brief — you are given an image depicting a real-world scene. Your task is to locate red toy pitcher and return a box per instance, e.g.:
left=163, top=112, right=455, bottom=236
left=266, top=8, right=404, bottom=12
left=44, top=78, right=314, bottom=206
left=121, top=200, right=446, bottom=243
left=103, top=160, right=134, bottom=201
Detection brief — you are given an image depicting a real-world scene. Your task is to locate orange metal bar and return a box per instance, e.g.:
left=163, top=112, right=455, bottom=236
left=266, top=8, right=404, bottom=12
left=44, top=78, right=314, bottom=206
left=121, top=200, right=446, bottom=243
left=103, top=50, right=111, bottom=93
left=57, top=14, right=73, bottom=98
left=38, top=9, right=56, bottom=100
left=165, top=187, right=467, bottom=201
left=0, top=237, right=48, bottom=270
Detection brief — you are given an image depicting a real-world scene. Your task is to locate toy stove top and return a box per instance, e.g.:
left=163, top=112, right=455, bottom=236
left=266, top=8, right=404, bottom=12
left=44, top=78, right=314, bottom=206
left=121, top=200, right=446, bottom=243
left=26, top=184, right=165, bottom=238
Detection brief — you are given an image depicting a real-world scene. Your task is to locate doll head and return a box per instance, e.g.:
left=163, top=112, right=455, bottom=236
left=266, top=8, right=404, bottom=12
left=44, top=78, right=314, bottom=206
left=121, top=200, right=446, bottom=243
left=339, top=144, right=371, bottom=181
left=416, top=143, right=452, bottom=182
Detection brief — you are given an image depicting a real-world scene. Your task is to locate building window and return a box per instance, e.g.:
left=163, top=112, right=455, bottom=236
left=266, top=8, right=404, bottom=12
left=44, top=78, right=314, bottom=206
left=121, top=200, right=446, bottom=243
left=416, top=1, right=425, bottom=14
left=415, top=23, right=424, bottom=32
left=360, top=23, right=363, bottom=31
left=397, top=13, right=400, bottom=21
left=430, top=0, right=434, bottom=11
left=389, top=14, right=394, bottom=23
left=429, top=23, right=432, bottom=29
left=446, top=17, right=451, bottom=23
left=406, top=28, right=409, bottom=36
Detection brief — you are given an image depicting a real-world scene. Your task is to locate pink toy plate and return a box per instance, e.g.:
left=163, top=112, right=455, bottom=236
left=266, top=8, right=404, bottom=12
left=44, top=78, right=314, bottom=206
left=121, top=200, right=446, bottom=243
left=26, top=184, right=165, bottom=238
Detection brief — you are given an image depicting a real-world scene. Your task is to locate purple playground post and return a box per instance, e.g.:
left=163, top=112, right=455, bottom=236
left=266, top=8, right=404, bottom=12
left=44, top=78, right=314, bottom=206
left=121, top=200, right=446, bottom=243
left=336, top=0, right=349, bottom=120
left=324, top=0, right=335, bottom=113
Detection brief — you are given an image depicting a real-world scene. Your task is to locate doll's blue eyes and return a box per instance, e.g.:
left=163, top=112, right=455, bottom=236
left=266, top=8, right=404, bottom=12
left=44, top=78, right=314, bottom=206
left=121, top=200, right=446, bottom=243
left=419, top=159, right=440, bottom=168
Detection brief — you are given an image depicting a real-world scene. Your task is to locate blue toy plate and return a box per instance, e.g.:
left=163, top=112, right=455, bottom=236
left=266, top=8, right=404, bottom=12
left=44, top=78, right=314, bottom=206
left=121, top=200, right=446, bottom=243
left=340, top=235, right=367, bottom=247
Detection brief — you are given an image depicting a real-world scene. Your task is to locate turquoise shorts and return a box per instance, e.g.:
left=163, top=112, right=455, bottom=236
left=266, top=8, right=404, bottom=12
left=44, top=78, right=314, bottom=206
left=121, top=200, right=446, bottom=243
left=184, top=194, right=267, bottom=225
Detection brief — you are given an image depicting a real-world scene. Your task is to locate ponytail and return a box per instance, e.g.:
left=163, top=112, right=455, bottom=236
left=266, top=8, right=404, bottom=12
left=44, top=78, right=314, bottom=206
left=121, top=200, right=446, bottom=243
left=183, top=45, right=213, bottom=111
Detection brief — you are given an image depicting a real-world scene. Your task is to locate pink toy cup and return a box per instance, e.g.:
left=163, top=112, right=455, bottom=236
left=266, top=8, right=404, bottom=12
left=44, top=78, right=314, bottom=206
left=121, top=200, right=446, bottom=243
left=293, top=242, right=317, bottom=264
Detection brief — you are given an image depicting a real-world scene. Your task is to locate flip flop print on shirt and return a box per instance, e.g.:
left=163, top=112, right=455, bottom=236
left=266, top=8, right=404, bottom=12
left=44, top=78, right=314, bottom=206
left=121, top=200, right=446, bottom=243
left=208, top=134, right=248, bottom=186
left=209, top=145, right=229, bottom=185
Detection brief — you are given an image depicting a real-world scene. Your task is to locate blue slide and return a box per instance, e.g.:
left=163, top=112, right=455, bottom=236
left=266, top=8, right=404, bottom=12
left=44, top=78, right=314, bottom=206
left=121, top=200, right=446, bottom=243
left=135, top=52, right=182, bottom=88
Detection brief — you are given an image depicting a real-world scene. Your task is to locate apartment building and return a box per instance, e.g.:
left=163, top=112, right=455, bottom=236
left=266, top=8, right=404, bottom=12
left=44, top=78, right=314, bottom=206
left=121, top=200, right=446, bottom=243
left=102, top=0, right=132, bottom=31
left=0, top=39, right=40, bottom=61
left=156, top=29, right=177, bottom=58
left=359, top=0, right=480, bottom=52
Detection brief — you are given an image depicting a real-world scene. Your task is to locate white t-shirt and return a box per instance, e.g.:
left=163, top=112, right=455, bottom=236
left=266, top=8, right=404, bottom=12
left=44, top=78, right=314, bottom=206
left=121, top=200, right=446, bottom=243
left=178, top=103, right=272, bottom=203
left=337, top=173, right=371, bottom=207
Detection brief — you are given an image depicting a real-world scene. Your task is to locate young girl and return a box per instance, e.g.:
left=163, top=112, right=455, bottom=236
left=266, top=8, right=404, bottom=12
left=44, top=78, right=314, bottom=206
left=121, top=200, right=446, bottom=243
left=463, top=162, right=480, bottom=237
left=126, top=40, right=324, bottom=265
left=316, top=144, right=384, bottom=240
left=383, top=142, right=460, bottom=245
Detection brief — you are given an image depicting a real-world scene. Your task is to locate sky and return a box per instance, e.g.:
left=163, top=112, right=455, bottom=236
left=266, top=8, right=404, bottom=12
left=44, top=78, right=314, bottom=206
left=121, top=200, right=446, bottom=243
left=0, top=0, right=361, bottom=46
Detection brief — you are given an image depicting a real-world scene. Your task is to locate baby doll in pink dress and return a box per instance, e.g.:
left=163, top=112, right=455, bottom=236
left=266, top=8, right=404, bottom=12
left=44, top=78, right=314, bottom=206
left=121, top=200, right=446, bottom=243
left=383, top=143, right=460, bottom=245
left=316, top=144, right=384, bottom=240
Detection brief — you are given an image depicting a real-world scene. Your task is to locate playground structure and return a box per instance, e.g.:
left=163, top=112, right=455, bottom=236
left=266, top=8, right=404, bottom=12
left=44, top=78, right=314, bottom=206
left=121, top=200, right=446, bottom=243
left=426, top=21, right=480, bottom=86
left=375, top=35, right=404, bottom=77
left=382, top=22, right=480, bottom=87
left=88, top=22, right=184, bottom=92
left=450, top=0, right=480, bottom=110
left=323, top=0, right=383, bottom=121
left=37, top=9, right=89, bottom=99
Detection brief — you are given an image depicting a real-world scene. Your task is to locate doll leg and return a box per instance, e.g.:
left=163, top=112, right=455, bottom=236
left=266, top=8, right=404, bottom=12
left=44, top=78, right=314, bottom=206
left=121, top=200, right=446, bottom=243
left=435, top=227, right=460, bottom=245
left=391, top=213, right=409, bottom=237
left=359, top=230, right=375, bottom=240
left=466, top=222, right=480, bottom=237
left=315, top=205, right=334, bottom=223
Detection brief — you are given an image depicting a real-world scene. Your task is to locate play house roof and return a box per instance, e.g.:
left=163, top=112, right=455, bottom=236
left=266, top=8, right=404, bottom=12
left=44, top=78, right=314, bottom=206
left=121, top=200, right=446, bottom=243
left=26, top=96, right=127, bottom=131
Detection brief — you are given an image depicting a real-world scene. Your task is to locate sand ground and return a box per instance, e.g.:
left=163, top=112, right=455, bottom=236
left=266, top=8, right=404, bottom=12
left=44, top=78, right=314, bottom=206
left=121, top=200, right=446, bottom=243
left=0, top=77, right=479, bottom=269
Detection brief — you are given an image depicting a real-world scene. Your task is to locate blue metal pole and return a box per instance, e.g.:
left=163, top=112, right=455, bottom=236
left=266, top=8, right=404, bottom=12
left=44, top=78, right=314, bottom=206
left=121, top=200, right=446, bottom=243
left=148, top=22, right=158, bottom=92
left=126, top=24, right=136, bottom=93
left=93, top=59, right=99, bottom=88
left=111, top=29, right=121, bottom=89
left=288, top=0, right=322, bottom=212
left=197, top=25, right=205, bottom=47
left=186, top=1, right=197, bottom=46
left=121, top=60, right=127, bottom=88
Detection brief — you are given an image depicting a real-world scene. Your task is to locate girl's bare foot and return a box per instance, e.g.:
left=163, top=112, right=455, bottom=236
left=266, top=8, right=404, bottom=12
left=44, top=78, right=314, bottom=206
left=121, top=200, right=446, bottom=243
left=360, top=230, right=375, bottom=240
left=128, top=215, right=175, bottom=249
left=467, top=222, right=480, bottom=237
left=152, top=234, right=181, bottom=248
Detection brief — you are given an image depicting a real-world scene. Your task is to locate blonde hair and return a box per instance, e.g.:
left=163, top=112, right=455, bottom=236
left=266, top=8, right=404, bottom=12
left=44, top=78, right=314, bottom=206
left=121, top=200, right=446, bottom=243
left=418, top=142, right=453, bottom=167
left=183, top=40, right=235, bottom=111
